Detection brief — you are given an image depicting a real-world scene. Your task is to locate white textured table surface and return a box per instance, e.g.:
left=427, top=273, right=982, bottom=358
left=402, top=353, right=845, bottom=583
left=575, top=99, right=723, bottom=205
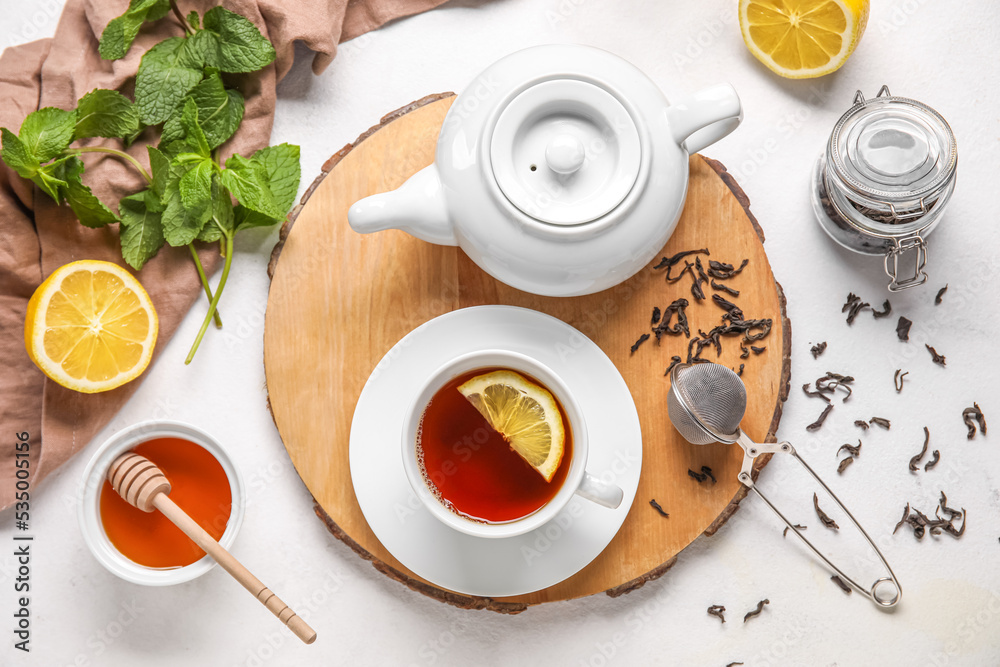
left=3, top=2, right=999, bottom=665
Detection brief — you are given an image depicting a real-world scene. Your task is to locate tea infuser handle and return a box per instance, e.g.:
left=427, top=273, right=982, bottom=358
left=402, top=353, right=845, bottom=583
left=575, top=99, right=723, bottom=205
left=884, top=234, right=928, bottom=292
left=576, top=472, right=624, bottom=509
left=666, top=83, right=743, bottom=155
left=735, top=434, right=903, bottom=609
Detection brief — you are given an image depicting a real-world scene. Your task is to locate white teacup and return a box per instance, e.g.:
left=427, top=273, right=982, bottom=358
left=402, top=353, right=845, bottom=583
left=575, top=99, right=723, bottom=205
left=401, top=349, right=624, bottom=539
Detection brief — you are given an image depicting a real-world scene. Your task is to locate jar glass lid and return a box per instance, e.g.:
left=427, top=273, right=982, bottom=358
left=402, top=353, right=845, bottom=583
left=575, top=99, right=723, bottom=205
left=830, top=91, right=956, bottom=206
left=489, top=79, right=641, bottom=226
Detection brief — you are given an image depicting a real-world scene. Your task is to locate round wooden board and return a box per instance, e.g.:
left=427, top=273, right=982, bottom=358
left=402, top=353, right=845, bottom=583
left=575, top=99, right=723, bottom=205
left=264, top=94, right=791, bottom=613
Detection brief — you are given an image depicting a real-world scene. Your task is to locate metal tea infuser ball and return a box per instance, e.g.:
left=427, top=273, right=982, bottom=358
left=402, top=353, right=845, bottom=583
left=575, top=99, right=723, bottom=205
left=668, top=362, right=902, bottom=608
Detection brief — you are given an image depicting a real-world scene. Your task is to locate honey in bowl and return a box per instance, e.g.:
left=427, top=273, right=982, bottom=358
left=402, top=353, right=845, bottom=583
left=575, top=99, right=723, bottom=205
left=99, top=437, right=232, bottom=568
left=417, top=367, right=572, bottom=523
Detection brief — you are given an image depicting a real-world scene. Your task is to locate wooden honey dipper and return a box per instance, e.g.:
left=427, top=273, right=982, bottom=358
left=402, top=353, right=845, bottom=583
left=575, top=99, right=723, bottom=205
left=108, top=451, right=317, bottom=644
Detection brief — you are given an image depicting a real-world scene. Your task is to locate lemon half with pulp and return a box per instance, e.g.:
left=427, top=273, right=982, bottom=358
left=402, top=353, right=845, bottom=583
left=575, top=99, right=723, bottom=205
left=25, top=260, right=158, bottom=393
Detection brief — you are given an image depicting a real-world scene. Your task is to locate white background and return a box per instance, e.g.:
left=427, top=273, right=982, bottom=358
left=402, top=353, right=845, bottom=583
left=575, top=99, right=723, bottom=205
left=2, top=1, right=1000, bottom=665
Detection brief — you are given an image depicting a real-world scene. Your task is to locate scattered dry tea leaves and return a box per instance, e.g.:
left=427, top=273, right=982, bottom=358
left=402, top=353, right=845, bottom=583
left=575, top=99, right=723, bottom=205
left=664, top=356, right=683, bottom=377
left=831, top=575, right=852, bottom=594
left=630, top=333, right=650, bottom=355
left=872, top=299, right=892, bottom=319
left=963, top=403, right=987, bottom=439
left=649, top=499, right=669, bottom=518
left=782, top=524, right=807, bottom=538
left=837, top=440, right=862, bottom=458
left=893, top=504, right=911, bottom=534
left=711, top=279, right=739, bottom=296
left=651, top=306, right=661, bottom=326
left=909, top=427, right=930, bottom=472
left=926, top=344, right=946, bottom=366
left=894, top=493, right=966, bottom=541
left=810, top=341, right=827, bottom=358
left=855, top=419, right=869, bottom=430
left=870, top=417, right=891, bottom=430
left=894, top=369, right=909, bottom=393
left=935, top=284, right=948, bottom=305
left=837, top=456, right=855, bottom=473
left=803, top=383, right=831, bottom=404
left=813, top=492, right=839, bottom=530
left=896, top=316, right=912, bottom=342
left=843, top=292, right=871, bottom=324
left=688, top=469, right=710, bottom=483
left=924, top=450, right=941, bottom=471
left=806, top=404, right=834, bottom=431
left=743, top=599, right=770, bottom=623
left=707, top=605, right=726, bottom=624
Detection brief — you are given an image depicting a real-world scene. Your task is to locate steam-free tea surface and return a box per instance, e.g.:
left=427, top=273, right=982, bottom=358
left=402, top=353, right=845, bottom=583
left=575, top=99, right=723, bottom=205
left=264, top=94, right=790, bottom=610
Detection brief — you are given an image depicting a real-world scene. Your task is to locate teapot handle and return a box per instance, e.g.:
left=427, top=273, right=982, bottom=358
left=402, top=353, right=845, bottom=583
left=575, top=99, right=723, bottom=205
left=665, top=83, right=743, bottom=155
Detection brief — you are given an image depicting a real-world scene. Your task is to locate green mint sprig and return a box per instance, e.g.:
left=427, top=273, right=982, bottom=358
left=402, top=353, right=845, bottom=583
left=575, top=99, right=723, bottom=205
left=0, top=1, right=299, bottom=364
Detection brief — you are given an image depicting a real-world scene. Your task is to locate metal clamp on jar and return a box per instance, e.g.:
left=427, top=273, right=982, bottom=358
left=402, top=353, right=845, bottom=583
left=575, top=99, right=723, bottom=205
left=811, top=85, right=957, bottom=292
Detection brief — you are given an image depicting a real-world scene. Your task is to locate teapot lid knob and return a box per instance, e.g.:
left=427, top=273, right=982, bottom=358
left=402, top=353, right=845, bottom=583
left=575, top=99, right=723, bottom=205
left=545, top=134, right=586, bottom=175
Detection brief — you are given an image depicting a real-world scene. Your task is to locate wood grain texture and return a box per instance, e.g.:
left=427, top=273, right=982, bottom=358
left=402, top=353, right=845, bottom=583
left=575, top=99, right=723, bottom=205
left=264, top=94, right=791, bottom=613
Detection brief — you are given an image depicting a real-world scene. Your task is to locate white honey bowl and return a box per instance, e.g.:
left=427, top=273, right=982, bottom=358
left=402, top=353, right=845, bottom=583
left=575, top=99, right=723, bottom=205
left=78, top=420, right=246, bottom=586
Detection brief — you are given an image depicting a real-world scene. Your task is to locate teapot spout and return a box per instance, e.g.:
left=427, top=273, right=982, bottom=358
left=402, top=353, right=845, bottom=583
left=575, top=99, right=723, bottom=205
left=348, top=165, right=458, bottom=246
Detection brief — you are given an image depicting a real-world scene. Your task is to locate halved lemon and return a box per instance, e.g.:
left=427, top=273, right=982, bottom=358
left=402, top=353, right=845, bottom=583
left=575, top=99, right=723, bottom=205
left=739, top=0, right=869, bottom=79
left=458, top=370, right=566, bottom=482
left=25, top=260, right=158, bottom=393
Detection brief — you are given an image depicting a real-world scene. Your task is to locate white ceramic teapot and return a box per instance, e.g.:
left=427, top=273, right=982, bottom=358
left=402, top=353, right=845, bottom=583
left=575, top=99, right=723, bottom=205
left=348, top=44, right=743, bottom=297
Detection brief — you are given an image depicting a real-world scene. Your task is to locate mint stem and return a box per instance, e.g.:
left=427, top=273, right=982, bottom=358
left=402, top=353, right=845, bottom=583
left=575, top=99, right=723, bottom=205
left=185, top=231, right=233, bottom=364
left=67, top=147, right=152, bottom=184
left=188, top=243, right=222, bottom=329
left=170, top=0, right=195, bottom=35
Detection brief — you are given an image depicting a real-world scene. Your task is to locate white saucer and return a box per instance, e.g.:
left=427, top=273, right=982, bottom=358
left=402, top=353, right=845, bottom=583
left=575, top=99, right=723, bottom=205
left=349, top=306, right=642, bottom=597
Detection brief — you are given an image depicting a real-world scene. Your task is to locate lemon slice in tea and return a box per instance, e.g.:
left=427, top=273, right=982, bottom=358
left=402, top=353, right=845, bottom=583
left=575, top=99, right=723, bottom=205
left=457, top=370, right=566, bottom=482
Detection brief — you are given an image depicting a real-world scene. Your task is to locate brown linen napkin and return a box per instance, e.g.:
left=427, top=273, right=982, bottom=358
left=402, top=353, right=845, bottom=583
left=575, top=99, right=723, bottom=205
left=0, top=0, right=447, bottom=510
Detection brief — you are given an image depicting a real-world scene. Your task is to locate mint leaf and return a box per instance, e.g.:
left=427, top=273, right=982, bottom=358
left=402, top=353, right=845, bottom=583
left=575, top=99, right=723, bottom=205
left=1, top=128, right=40, bottom=178
left=179, top=159, right=212, bottom=212
left=203, top=7, right=276, bottom=73
left=119, top=190, right=165, bottom=269
left=31, top=170, right=68, bottom=202
left=221, top=154, right=284, bottom=219
left=19, top=107, right=76, bottom=163
left=147, top=145, right=170, bottom=198
left=186, top=30, right=222, bottom=69
left=187, top=11, right=200, bottom=31
left=198, top=177, right=234, bottom=242
left=74, top=89, right=141, bottom=140
left=135, top=37, right=204, bottom=125
left=185, top=70, right=244, bottom=149
left=249, top=143, right=300, bottom=213
left=162, top=161, right=211, bottom=245
left=233, top=143, right=300, bottom=230
left=98, top=0, right=171, bottom=60
left=58, top=157, right=119, bottom=228
left=160, top=98, right=212, bottom=158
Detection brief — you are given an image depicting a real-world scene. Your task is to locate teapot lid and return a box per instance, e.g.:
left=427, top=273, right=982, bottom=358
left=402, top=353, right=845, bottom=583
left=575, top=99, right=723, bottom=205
left=489, top=79, right=641, bottom=226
